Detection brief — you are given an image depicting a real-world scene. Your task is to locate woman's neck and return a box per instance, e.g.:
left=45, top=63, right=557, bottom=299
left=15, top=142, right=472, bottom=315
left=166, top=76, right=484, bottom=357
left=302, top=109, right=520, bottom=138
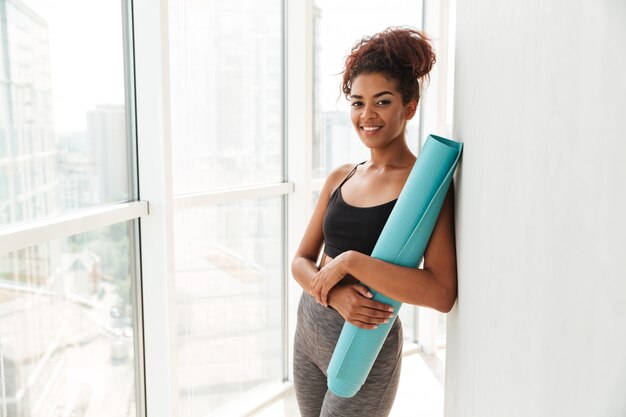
left=368, top=136, right=416, bottom=169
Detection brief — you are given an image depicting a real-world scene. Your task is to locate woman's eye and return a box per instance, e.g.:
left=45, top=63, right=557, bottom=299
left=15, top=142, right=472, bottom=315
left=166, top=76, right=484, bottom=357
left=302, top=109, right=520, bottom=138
left=351, top=101, right=363, bottom=107
left=377, top=99, right=391, bottom=105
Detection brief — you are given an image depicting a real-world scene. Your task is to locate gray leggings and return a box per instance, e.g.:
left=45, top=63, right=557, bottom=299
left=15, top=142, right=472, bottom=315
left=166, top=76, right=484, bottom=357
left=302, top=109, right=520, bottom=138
left=293, top=292, right=403, bottom=417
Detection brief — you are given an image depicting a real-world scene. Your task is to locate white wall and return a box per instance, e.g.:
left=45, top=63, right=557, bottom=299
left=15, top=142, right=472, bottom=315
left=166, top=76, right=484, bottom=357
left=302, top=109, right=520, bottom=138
left=445, top=1, right=626, bottom=416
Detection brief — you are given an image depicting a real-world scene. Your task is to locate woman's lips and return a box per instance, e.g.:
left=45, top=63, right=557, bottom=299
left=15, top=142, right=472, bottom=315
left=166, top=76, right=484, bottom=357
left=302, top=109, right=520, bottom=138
left=360, top=125, right=383, bottom=136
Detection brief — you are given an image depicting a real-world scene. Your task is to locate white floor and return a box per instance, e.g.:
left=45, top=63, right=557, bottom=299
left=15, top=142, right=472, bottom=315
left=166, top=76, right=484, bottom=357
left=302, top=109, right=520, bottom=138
left=252, top=346, right=446, bottom=417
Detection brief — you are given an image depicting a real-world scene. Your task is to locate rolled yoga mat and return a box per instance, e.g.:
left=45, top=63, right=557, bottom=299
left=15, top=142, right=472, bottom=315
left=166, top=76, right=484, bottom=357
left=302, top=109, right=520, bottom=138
left=327, top=134, right=463, bottom=398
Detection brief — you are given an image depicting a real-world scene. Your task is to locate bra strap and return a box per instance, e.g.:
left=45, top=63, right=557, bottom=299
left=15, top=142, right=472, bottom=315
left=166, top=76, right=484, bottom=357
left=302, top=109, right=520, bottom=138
left=337, top=160, right=367, bottom=188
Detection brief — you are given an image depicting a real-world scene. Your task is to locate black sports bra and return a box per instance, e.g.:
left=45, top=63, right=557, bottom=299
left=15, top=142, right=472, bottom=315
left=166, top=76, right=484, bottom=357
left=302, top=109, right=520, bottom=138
left=322, top=161, right=397, bottom=258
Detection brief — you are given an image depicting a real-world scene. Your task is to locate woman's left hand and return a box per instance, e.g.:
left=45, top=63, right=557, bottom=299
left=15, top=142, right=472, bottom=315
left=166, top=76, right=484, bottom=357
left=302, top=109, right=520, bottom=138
left=310, top=252, right=350, bottom=307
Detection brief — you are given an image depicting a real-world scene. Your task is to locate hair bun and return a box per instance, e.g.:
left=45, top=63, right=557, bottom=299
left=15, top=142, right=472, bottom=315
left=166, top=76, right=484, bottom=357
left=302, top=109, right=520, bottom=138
left=341, top=26, right=436, bottom=104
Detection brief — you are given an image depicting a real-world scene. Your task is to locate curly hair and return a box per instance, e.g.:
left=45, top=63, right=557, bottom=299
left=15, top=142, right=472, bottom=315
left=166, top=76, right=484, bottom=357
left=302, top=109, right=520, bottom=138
left=341, top=27, right=436, bottom=105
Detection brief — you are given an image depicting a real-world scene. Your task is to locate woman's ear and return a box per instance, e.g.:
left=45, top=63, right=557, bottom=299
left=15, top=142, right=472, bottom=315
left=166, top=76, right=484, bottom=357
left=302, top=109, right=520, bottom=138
left=405, top=99, right=418, bottom=120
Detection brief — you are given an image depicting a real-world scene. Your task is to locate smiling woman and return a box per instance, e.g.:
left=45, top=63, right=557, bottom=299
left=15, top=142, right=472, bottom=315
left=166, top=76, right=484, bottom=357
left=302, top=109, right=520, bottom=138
left=291, top=27, right=457, bottom=417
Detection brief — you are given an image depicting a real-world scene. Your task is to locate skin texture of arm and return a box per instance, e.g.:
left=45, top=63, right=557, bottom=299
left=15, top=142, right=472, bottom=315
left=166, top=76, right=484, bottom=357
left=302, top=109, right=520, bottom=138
left=310, top=183, right=458, bottom=313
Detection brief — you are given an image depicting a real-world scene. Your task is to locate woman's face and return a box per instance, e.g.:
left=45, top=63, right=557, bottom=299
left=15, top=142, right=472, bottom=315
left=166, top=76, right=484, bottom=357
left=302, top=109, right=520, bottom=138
left=349, top=72, right=417, bottom=150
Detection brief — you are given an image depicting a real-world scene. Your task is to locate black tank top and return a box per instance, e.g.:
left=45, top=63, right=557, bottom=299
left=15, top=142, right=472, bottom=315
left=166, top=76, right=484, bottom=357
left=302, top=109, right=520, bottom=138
left=323, top=161, right=397, bottom=258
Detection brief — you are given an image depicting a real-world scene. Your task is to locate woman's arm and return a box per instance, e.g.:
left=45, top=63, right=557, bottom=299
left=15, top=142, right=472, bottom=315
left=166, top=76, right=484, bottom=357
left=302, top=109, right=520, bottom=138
left=290, top=164, right=352, bottom=293
left=311, top=183, right=458, bottom=313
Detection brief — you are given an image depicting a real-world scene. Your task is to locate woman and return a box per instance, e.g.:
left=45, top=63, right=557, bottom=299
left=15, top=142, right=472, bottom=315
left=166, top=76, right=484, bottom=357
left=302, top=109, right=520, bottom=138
left=291, top=27, right=458, bottom=417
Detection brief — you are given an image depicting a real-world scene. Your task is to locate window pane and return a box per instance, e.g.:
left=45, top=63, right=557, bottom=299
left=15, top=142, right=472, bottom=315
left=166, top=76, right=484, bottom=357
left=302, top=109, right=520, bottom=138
left=174, top=197, right=283, bottom=415
left=0, top=1, right=130, bottom=227
left=312, top=0, right=424, bottom=179
left=169, top=0, right=283, bottom=194
left=0, top=222, right=138, bottom=417
left=402, top=305, right=417, bottom=343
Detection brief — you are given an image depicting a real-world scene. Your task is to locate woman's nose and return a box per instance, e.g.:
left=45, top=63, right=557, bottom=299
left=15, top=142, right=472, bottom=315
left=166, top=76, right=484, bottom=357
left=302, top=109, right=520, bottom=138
left=360, top=105, right=376, bottom=120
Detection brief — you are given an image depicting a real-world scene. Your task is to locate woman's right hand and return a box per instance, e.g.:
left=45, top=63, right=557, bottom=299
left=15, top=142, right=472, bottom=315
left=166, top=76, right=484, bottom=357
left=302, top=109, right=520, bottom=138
left=327, top=284, right=395, bottom=330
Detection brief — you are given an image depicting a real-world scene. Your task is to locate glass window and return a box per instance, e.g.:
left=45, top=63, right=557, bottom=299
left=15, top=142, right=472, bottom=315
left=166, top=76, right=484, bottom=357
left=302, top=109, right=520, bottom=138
left=169, top=0, right=283, bottom=194
left=0, top=222, right=138, bottom=417
left=0, top=83, right=8, bottom=159
left=0, top=168, right=6, bottom=200
left=0, top=0, right=130, bottom=228
left=174, top=197, right=284, bottom=415
left=169, top=2, right=285, bottom=415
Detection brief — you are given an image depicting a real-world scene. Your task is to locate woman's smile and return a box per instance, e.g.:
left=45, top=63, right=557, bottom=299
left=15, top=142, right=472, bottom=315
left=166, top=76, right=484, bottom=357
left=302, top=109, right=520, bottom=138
left=360, top=124, right=384, bottom=136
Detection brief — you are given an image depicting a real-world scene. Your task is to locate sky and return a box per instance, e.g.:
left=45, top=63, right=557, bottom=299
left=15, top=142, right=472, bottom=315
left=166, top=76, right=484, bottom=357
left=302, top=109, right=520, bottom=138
left=20, top=0, right=125, bottom=134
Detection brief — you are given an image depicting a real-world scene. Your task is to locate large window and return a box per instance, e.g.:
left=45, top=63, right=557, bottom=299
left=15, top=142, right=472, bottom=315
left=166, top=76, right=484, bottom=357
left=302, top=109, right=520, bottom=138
left=168, top=1, right=285, bottom=415
left=0, top=0, right=142, bottom=416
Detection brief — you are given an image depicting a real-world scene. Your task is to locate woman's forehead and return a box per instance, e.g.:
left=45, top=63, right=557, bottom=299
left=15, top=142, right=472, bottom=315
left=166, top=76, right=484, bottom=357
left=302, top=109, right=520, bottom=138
left=350, top=73, right=399, bottom=96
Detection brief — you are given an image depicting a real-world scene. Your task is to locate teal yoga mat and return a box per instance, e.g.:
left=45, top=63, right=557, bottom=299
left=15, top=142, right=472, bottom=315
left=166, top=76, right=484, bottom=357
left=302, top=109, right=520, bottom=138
left=327, top=134, right=463, bottom=398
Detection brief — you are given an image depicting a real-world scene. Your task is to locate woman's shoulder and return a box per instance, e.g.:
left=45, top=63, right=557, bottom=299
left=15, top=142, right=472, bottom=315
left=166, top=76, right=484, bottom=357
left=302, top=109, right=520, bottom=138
left=329, top=162, right=358, bottom=179
left=324, top=162, right=362, bottom=194
left=333, top=161, right=369, bottom=178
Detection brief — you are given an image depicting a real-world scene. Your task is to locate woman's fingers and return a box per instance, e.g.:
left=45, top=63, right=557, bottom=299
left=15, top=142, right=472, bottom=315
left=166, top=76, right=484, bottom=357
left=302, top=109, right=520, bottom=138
left=348, top=288, right=395, bottom=325
left=349, top=311, right=394, bottom=329
left=349, top=284, right=394, bottom=313
left=361, top=306, right=395, bottom=320
left=355, top=313, right=391, bottom=325
left=350, top=284, right=374, bottom=299
left=327, top=285, right=396, bottom=329
left=317, top=279, right=331, bottom=307
left=347, top=285, right=395, bottom=318
left=321, top=283, right=333, bottom=307
left=310, top=271, right=334, bottom=307
left=365, top=298, right=395, bottom=314
left=350, top=320, right=380, bottom=330
left=310, top=274, right=324, bottom=305
left=363, top=294, right=394, bottom=313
